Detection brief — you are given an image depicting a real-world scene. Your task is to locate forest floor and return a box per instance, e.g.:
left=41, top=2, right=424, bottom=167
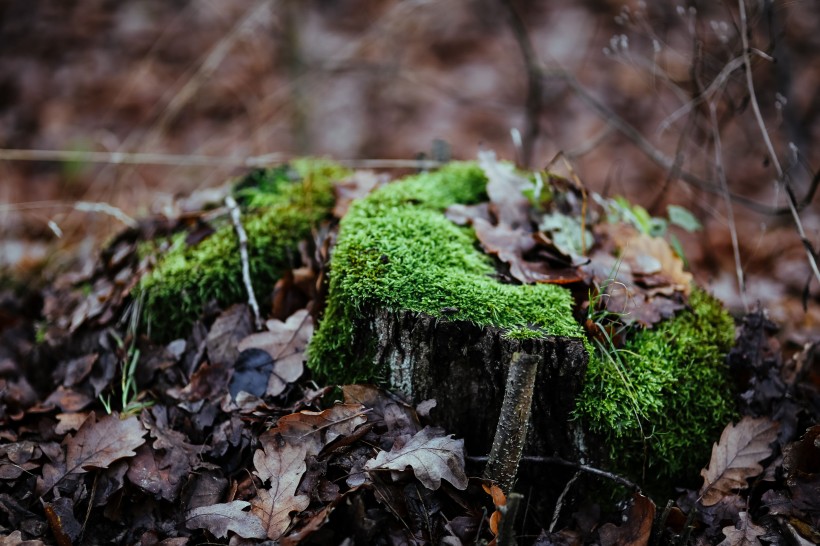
left=0, top=1, right=818, bottom=545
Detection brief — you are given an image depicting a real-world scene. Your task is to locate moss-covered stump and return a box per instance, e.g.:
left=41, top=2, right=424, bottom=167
left=308, top=161, right=736, bottom=494
left=308, top=163, right=590, bottom=458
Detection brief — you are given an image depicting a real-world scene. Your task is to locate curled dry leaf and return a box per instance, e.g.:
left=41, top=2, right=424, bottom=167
left=237, top=309, right=313, bottom=396
left=364, top=426, right=468, bottom=490
left=598, top=493, right=655, bottom=546
left=618, top=231, right=692, bottom=296
left=186, top=500, right=267, bottom=539
left=478, top=150, right=532, bottom=230
left=717, top=512, right=766, bottom=546
left=699, top=417, right=780, bottom=506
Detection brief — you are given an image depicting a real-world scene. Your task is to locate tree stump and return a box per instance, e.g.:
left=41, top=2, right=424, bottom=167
left=366, top=309, right=588, bottom=459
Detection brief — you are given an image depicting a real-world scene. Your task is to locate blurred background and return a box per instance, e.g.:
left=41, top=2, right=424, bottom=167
left=0, top=0, right=818, bottom=342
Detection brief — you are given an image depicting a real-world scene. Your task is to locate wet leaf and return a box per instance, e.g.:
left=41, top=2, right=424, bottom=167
left=364, top=426, right=468, bottom=490
left=717, top=512, right=766, bottom=546
left=186, top=500, right=267, bottom=539
left=699, top=417, right=780, bottom=506
left=206, top=304, right=252, bottom=368
left=598, top=493, right=655, bottom=546
left=237, top=309, right=313, bottom=396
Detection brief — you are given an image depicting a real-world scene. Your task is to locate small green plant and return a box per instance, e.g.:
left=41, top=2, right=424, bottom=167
left=99, top=296, right=154, bottom=417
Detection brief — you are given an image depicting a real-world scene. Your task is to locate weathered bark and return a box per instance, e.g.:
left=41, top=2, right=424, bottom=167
left=355, top=308, right=588, bottom=464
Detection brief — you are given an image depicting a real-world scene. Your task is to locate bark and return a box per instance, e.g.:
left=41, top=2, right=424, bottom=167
left=356, top=308, right=589, bottom=462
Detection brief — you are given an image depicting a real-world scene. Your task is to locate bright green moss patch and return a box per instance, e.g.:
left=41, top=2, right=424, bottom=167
left=138, top=159, right=348, bottom=340
left=308, top=162, right=583, bottom=383
left=575, top=288, right=736, bottom=485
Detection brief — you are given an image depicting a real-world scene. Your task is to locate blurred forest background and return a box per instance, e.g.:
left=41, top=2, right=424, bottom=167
left=0, top=0, right=818, bottom=343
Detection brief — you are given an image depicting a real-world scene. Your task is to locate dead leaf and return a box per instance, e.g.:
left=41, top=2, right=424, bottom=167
left=251, top=438, right=311, bottom=540
left=65, top=412, right=146, bottom=473
left=263, top=403, right=368, bottom=457
left=0, top=530, right=45, bottom=546
left=478, top=150, right=533, bottom=230
left=236, top=309, right=313, bottom=396
left=717, top=512, right=766, bottom=546
left=206, top=304, right=252, bottom=368
left=43, top=498, right=81, bottom=546
left=598, top=493, right=655, bottom=546
left=186, top=500, right=267, bottom=539
left=364, top=426, right=468, bottom=490
left=333, top=171, right=389, bottom=218
left=699, top=417, right=780, bottom=506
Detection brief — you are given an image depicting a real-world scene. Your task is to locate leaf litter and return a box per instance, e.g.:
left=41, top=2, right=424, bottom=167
left=0, top=158, right=818, bottom=545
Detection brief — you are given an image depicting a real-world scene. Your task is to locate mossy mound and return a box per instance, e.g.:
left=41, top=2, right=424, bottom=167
left=138, top=159, right=348, bottom=341
left=576, top=288, right=737, bottom=486
left=307, top=162, right=584, bottom=383
left=308, top=160, right=736, bottom=487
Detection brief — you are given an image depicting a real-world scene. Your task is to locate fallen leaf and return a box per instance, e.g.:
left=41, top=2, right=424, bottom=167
left=699, top=417, right=780, bottom=506
left=263, top=403, right=368, bottom=457
left=717, top=512, right=766, bottom=546
left=251, top=438, right=311, bottom=540
left=478, top=150, right=533, bottom=230
left=237, top=309, right=313, bottom=396
left=43, top=498, right=81, bottom=546
left=65, top=412, right=146, bottom=473
left=206, top=304, right=252, bottom=368
left=364, top=426, right=468, bottom=490
left=0, top=530, right=45, bottom=545
left=186, top=500, right=267, bottom=539
left=598, top=493, right=655, bottom=546
left=333, top=171, right=389, bottom=218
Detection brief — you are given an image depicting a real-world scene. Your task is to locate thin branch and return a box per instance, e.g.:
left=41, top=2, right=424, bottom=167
left=737, top=0, right=820, bottom=285
left=0, top=149, right=442, bottom=170
left=499, top=0, right=543, bottom=168
left=469, top=454, right=642, bottom=492
left=225, top=195, right=263, bottom=330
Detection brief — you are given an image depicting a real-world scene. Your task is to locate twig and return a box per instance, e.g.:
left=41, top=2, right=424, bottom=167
left=483, top=352, right=541, bottom=493
left=0, top=199, right=138, bottom=229
left=549, top=470, right=580, bottom=533
left=225, top=195, right=263, bottom=330
left=499, top=0, right=543, bottom=168
left=469, top=454, right=642, bottom=492
left=498, top=492, right=523, bottom=546
left=0, top=148, right=442, bottom=170
left=708, top=100, right=747, bottom=310
left=737, top=0, right=820, bottom=286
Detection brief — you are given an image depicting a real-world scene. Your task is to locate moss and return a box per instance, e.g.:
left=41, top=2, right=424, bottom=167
left=575, top=288, right=736, bottom=487
left=138, top=158, right=348, bottom=341
left=308, top=162, right=583, bottom=384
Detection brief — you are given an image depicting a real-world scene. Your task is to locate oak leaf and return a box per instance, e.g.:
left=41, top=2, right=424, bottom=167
left=65, top=412, right=146, bottom=473
left=699, top=417, right=780, bottom=506
left=237, top=309, right=313, bottom=396
left=717, top=512, right=766, bottom=546
left=364, top=426, right=468, bottom=490
left=186, top=500, right=267, bottom=539
left=598, top=493, right=655, bottom=546
left=251, top=438, right=310, bottom=540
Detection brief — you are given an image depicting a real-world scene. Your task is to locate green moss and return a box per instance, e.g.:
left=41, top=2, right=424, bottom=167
left=138, top=159, right=348, bottom=340
left=575, top=288, right=736, bottom=486
left=308, top=162, right=583, bottom=383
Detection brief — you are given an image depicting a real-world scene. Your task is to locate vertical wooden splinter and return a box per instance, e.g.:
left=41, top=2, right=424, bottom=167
left=483, top=351, right=541, bottom=493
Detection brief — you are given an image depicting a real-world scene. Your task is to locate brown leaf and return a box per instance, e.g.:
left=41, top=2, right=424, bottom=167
left=65, top=412, right=146, bottom=473
left=251, top=439, right=311, bottom=540
left=364, top=426, right=468, bottom=490
left=478, top=150, right=532, bottom=230
left=699, top=417, right=780, bottom=506
left=0, top=530, right=46, bottom=545
left=237, top=309, right=313, bottom=396
left=717, top=512, right=766, bottom=546
left=262, top=403, right=368, bottom=458
left=333, top=171, right=389, bottom=218
left=598, top=493, right=656, bottom=546
left=186, top=500, right=267, bottom=539
left=206, top=304, right=252, bottom=368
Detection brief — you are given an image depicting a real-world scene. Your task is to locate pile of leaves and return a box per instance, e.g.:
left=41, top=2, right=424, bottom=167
left=0, top=161, right=819, bottom=545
